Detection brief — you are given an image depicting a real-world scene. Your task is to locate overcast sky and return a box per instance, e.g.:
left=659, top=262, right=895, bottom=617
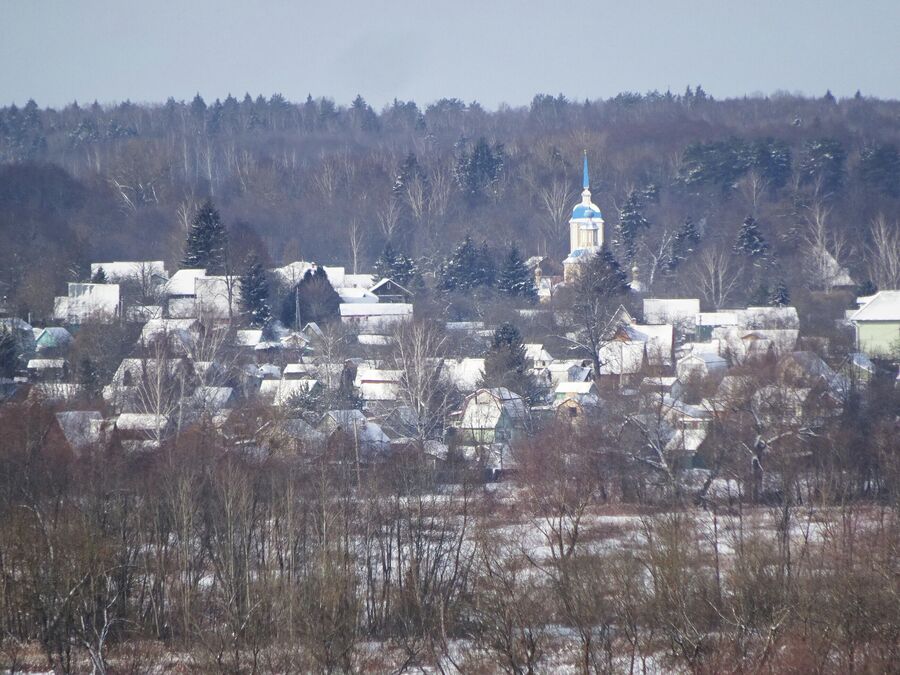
left=2, top=0, right=898, bottom=109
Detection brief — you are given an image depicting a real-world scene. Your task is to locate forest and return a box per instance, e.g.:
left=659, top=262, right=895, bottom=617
left=1, top=88, right=900, bottom=320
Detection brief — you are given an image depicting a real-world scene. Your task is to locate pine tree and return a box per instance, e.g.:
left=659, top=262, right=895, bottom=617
left=616, top=190, right=650, bottom=261
left=667, top=217, right=701, bottom=271
left=497, top=245, right=537, bottom=303
left=240, top=256, right=272, bottom=327
left=734, top=216, right=769, bottom=264
left=0, top=326, right=19, bottom=378
left=479, top=322, right=539, bottom=403
left=182, top=198, right=228, bottom=273
left=91, top=266, right=107, bottom=283
left=373, top=243, right=417, bottom=285
left=768, top=279, right=790, bottom=307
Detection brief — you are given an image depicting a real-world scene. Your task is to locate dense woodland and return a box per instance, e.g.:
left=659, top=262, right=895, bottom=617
left=2, top=89, right=900, bottom=320
left=1, top=90, right=899, bottom=672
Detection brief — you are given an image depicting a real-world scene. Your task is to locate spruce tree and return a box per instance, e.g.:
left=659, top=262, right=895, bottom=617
left=373, top=243, right=417, bottom=285
left=479, top=322, right=539, bottom=403
left=497, top=245, right=537, bottom=303
left=734, top=216, right=769, bottom=264
left=182, top=198, right=228, bottom=273
left=0, top=326, right=19, bottom=378
left=240, top=256, right=272, bottom=327
left=616, top=190, right=650, bottom=260
left=281, top=267, right=341, bottom=328
left=91, top=266, right=107, bottom=283
left=667, top=216, right=701, bottom=271
left=768, top=279, right=790, bottom=307
left=439, top=235, right=491, bottom=292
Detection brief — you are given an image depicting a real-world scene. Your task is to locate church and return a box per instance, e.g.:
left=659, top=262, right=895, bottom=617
left=563, top=152, right=604, bottom=282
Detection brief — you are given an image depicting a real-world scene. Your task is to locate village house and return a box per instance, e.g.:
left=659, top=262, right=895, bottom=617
left=452, top=387, right=528, bottom=446
left=849, top=290, right=900, bottom=357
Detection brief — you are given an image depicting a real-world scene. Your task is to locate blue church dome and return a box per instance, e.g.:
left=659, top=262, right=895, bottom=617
left=572, top=203, right=602, bottom=219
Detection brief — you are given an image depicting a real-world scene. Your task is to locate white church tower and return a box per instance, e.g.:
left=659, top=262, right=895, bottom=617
left=563, top=151, right=604, bottom=282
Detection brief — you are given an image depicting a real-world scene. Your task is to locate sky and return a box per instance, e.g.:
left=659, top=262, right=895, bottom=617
left=2, top=0, right=899, bottom=109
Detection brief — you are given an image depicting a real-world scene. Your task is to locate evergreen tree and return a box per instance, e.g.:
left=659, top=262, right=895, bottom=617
left=439, top=235, right=494, bottom=292
left=281, top=267, right=341, bottom=328
left=734, top=216, right=769, bottom=264
left=91, top=266, right=107, bottom=283
left=859, top=143, right=900, bottom=197
left=373, top=243, right=417, bottom=285
left=0, top=326, right=18, bottom=378
left=479, top=322, right=539, bottom=403
left=799, top=138, right=846, bottom=194
left=476, top=241, right=497, bottom=288
left=667, top=217, right=701, bottom=271
left=616, top=190, right=650, bottom=261
left=574, top=246, right=630, bottom=299
left=455, top=137, right=504, bottom=204
left=182, top=198, right=228, bottom=273
left=240, top=256, right=272, bottom=327
left=768, top=279, right=790, bottom=307
left=497, top=245, right=537, bottom=303
left=77, top=356, right=101, bottom=399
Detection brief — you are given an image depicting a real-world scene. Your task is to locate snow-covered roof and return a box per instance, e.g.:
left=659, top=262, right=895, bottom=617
left=678, top=352, right=727, bottom=367
left=850, top=290, right=900, bottom=322
left=258, top=379, right=318, bottom=405
left=55, top=411, right=103, bottom=450
left=270, top=261, right=316, bottom=284
left=235, top=329, right=264, bottom=347
left=35, top=327, right=73, bottom=348
left=32, top=383, right=84, bottom=401
left=460, top=388, right=527, bottom=430
left=27, top=358, right=65, bottom=370
left=369, top=278, right=412, bottom=295
left=354, top=367, right=402, bottom=401
left=446, top=321, right=485, bottom=331
left=115, top=413, right=168, bottom=432
left=193, top=386, right=234, bottom=409
left=91, top=261, right=166, bottom=283
left=165, top=269, right=206, bottom=296
left=342, top=273, right=375, bottom=289
left=554, top=381, right=595, bottom=395
left=338, top=287, right=379, bottom=303
left=440, top=358, right=485, bottom=392
left=735, top=306, right=800, bottom=329
left=524, top=343, right=553, bottom=364
left=339, top=303, right=413, bottom=317
left=357, top=334, right=393, bottom=346
left=321, top=409, right=367, bottom=430
left=598, top=342, right=645, bottom=375
left=643, top=298, right=700, bottom=325
left=279, top=418, right=326, bottom=445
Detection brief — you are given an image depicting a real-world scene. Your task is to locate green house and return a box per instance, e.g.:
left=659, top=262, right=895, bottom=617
left=850, top=291, right=900, bottom=358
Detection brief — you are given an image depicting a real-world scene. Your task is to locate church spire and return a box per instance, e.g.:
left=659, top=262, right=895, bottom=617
left=582, top=150, right=590, bottom=190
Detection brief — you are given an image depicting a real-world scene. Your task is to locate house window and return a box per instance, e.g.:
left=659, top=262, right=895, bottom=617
left=123, top=370, right=133, bottom=386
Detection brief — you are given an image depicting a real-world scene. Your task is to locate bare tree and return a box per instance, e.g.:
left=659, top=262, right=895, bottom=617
left=867, top=214, right=900, bottom=289
left=693, top=247, right=743, bottom=309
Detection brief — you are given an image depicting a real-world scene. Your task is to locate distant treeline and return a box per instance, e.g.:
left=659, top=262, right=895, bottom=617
left=1, top=89, right=899, bottom=318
